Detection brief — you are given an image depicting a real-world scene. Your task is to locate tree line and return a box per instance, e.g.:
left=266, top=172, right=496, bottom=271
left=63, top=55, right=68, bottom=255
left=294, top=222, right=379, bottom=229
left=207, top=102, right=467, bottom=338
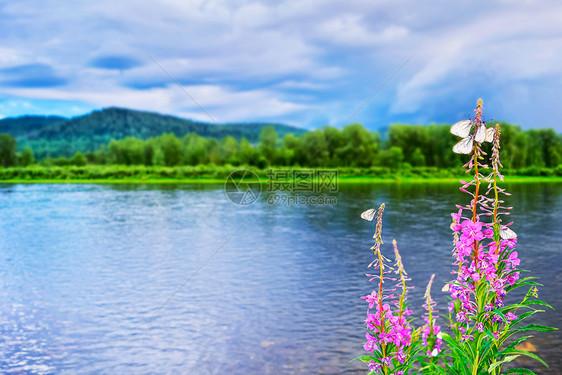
left=1, top=122, right=561, bottom=170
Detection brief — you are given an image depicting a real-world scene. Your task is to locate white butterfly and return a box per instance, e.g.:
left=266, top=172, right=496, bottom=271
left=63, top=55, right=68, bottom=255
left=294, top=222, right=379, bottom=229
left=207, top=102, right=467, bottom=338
left=361, top=208, right=377, bottom=221
left=474, top=123, right=486, bottom=143
left=452, top=136, right=474, bottom=154
left=484, top=127, right=495, bottom=143
left=451, top=120, right=492, bottom=154
left=450, top=120, right=473, bottom=138
left=500, top=227, right=517, bottom=240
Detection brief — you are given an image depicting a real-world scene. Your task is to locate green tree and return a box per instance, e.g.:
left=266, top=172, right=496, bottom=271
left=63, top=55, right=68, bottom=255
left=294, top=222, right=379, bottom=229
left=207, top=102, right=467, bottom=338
left=182, top=133, right=209, bottom=165
left=259, top=126, right=279, bottom=166
left=334, top=123, right=379, bottom=167
left=322, top=126, right=344, bottom=166
left=0, top=133, right=17, bottom=167
left=380, top=146, right=404, bottom=170
left=206, top=138, right=221, bottom=165
left=279, top=133, right=300, bottom=166
left=109, top=137, right=145, bottom=165
left=220, top=136, right=239, bottom=165
left=70, top=151, right=87, bottom=166
left=425, top=124, right=463, bottom=168
left=388, top=124, right=429, bottom=166
left=525, top=129, right=545, bottom=168
left=298, top=130, right=329, bottom=166
left=411, top=147, right=426, bottom=167
left=152, top=147, right=165, bottom=166
left=19, top=146, right=36, bottom=166
left=157, top=133, right=183, bottom=166
left=237, top=137, right=257, bottom=165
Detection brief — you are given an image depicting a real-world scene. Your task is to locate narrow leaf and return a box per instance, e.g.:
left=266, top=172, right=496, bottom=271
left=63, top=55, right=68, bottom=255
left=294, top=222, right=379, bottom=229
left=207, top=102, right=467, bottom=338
left=521, top=299, right=555, bottom=310
left=505, top=369, right=537, bottom=375
left=488, top=354, right=520, bottom=372
left=518, top=324, right=558, bottom=333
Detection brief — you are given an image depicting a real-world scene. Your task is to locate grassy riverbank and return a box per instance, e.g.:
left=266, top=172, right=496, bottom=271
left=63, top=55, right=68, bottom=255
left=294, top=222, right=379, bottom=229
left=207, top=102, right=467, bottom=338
left=1, top=165, right=561, bottom=184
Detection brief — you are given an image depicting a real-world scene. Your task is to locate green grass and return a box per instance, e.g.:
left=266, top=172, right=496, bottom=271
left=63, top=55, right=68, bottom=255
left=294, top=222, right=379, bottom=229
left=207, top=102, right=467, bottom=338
left=0, top=165, right=561, bottom=184
left=0, top=178, right=228, bottom=184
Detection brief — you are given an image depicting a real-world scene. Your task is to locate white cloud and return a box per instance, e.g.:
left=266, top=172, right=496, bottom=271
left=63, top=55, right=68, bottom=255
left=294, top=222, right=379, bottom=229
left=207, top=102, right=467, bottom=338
left=391, top=2, right=562, bottom=119
left=0, top=0, right=561, bottom=130
left=1, top=81, right=312, bottom=124
left=317, top=16, right=409, bottom=46
left=0, top=47, right=25, bottom=67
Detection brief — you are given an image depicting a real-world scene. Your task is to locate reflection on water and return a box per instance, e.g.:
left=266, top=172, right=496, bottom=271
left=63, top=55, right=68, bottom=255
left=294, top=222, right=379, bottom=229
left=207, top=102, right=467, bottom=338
left=0, top=182, right=560, bottom=374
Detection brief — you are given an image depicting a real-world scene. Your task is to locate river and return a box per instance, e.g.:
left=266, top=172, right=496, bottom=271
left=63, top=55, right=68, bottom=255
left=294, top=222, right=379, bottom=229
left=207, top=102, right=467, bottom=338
left=0, top=182, right=560, bottom=374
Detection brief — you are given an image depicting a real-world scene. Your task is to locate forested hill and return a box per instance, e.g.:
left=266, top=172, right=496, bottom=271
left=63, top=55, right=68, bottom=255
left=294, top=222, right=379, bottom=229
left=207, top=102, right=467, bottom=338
left=0, top=107, right=306, bottom=158
left=0, top=115, right=66, bottom=137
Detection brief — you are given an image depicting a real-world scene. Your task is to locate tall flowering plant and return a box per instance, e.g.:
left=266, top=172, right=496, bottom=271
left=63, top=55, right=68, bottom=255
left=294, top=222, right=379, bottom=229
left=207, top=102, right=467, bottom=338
left=355, top=99, right=556, bottom=374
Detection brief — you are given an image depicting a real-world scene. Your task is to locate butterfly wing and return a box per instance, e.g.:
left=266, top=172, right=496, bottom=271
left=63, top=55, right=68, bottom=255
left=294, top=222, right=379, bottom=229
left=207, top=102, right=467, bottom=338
left=500, top=227, right=517, bottom=240
left=484, top=127, right=495, bottom=143
left=361, top=208, right=377, bottom=221
left=474, top=124, right=486, bottom=143
left=452, top=136, right=474, bottom=154
left=451, top=120, right=473, bottom=138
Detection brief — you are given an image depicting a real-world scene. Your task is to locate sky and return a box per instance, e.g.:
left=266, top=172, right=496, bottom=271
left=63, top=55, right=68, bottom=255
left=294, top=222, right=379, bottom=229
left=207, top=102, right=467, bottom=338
left=0, top=0, right=561, bottom=132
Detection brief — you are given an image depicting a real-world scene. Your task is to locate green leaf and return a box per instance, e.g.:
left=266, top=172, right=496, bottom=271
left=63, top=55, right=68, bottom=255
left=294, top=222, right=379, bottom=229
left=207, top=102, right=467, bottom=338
left=521, top=299, right=555, bottom=310
left=506, top=281, right=542, bottom=292
left=441, top=333, right=471, bottom=361
left=491, top=308, right=508, bottom=322
left=488, top=354, right=520, bottom=372
left=351, top=355, right=375, bottom=363
left=511, top=311, right=540, bottom=326
left=505, top=335, right=534, bottom=350
left=501, top=349, right=549, bottom=368
left=504, top=369, right=537, bottom=374
left=444, top=362, right=462, bottom=375
left=518, top=324, right=558, bottom=333
left=500, top=303, right=527, bottom=312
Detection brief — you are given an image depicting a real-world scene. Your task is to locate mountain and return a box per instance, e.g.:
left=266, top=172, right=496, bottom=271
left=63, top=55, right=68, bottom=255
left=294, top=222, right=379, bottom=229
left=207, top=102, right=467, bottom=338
left=0, top=107, right=307, bottom=158
left=0, top=115, right=66, bottom=137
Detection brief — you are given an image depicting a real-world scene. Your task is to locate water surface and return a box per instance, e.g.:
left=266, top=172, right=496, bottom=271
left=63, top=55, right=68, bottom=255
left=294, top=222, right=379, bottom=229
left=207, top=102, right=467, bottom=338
left=0, top=182, right=560, bottom=374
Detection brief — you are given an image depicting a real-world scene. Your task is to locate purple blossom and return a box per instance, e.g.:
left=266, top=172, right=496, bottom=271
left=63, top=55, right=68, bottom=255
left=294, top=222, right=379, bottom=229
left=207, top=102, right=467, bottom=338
left=461, top=220, right=484, bottom=244
left=367, top=360, right=381, bottom=374
left=364, top=333, right=378, bottom=353
left=362, top=290, right=378, bottom=309
left=504, top=251, right=520, bottom=267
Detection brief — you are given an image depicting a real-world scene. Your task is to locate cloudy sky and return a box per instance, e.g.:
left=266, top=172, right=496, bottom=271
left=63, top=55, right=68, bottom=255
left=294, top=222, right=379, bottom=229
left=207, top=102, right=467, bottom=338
left=0, top=0, right=561, bottom=131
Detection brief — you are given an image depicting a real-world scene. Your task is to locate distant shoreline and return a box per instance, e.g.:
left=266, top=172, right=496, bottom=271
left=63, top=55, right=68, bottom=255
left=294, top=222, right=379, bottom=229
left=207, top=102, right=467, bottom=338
left=1, top=165, right=561, bottom=184
left=1, top=175, right=561, bottom=184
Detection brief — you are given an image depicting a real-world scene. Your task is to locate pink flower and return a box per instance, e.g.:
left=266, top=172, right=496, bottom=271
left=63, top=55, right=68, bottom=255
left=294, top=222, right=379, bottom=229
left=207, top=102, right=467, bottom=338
left=362, top=290, right=378, bottom=309
left=483, top=228, right=494, bottom=238
left=451, top=209, right=463, bottom=231
left=380, top=356, right=392, bottom=366
left=364, top=333, right=378, bottom=353
left=505, top=238, right=517, bottom=249
left=506, top=311, right=517, bottom=322
left=461, top=220, right=484, bottom=243
left=504, top=251, right=520, bottom=267
left=365, top=313, right=379, bottom=330
left=395, top=349, right=407, bottom=364
left=367, top=360, right=381, bottom=374
left=507, top=272, right=520, bottom=285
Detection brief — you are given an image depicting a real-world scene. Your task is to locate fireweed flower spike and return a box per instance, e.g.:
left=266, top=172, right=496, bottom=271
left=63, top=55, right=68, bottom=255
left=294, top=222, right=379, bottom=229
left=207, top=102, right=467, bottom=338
left=356, top=99, right=556, bottom=375
left=356, top=205, right=418, bottom=375
left=421, top=274, right=442, bottom=357
left=444, top=101, right=557, bottom=374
